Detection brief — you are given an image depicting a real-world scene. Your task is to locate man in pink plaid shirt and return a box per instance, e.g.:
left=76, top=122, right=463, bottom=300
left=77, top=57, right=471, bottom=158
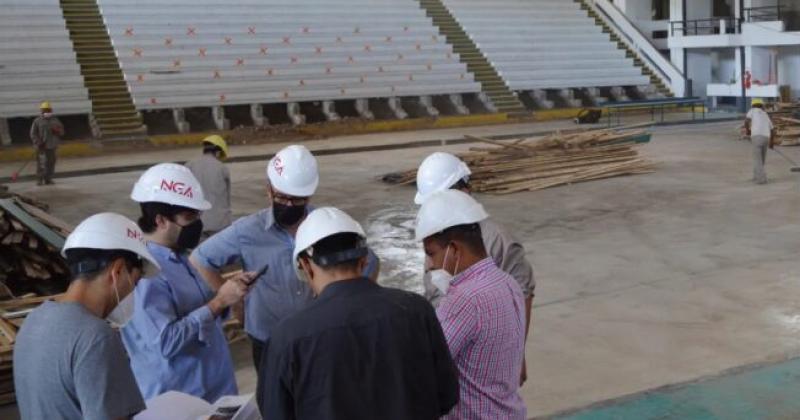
left=416, top=190, right=527, bottom=420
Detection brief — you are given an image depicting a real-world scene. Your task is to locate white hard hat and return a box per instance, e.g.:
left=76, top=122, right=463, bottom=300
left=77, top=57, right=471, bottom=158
left=62, top=213, right=161, bottom=276
left=267, top=145, right=319, bottom=197
left=131, top=163, right=211, bottom=210
left=415, top=189, right=488, bottom=241
left=292, top=207, right=366, bottom=280
left=415, top=152, right=472, bottom=205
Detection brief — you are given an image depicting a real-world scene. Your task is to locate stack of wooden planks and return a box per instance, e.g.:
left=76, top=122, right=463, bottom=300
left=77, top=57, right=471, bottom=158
left=0, top=193, right=73, bottom=405
left=383, top=127, right=655, bottom=194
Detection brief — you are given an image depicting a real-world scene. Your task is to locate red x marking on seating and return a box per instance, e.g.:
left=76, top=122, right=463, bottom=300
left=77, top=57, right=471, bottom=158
left=315, top=46, right=322, bottom=54
left=199, top=48, right=207, bottom=57
left=260, top=46, right=268, bottom=55
left=248, top=26, right=256, bottom=35
left=386, top=36, right=392, bottom=42
left=236, top=58, right=245, bottom=66
left=348, top=56, right=355, bottom=63
left=360, top=76, right=365, bottom=83
left=364, top=45, right=371, bottom=52
left=225, top=37, right=233, bottom=45
left=302, top=27, right=310, bottom=33
left=341, top=88, right=346, bottom=95
left=460, top=73, right=465, bottom=79
left=397, top=54, right=404, bottom=60
left=354, top=27, right=360, bottom=34
left=283, top=36, right=291, bottom=44
left=125, top=27, right=134, bottom=36
left=173, top=59, right=181, bottom=67
left=266, top=68, right=274, bottom=76
left=149, top=98, right=157, bottom=105
left=132, top=48, right=143, bottom=57
left=165, top=37, right=173, bottom=46
left=299, top=80, right=305, bottom=86
left=416, top=44, right=422, bottom=51
left=427, top=64, right=433, bottom=71
left=408, top=74, right=414, bottom=81
left=137, top=74, right=145, bottom=82
left=283, top=92, right=290, bottom=99
left=336, top=36, right=343, bottom=43
left=219, top=94, right=226, bottom=102
left=213, top=70, right=221, bottom=79
left=403, top=26, right=409, bottom=32
left=187, top=27, right=197, bottom=36
left=325, top=67, right=332, bottom=74
left=290, top=56, right=298, bottom=64
left=378, top=66, right=384, bottom=72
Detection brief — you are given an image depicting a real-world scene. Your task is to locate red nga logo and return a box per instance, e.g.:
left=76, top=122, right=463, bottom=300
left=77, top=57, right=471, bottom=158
left=273, top=157, right=284, bottom=176
left=160, top=179, right=194, bottom=198
left=126, top=228, right=144, bottom=242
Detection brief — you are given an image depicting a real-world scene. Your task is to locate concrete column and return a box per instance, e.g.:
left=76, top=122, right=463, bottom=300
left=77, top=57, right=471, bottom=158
left=250, top=104, right=267, bottom=127
left=529, top=90, right=554, bottom=109
left=0, top=118, right=10, bottom=146
left=212, top=106, right=230, bottom=131
left=287, top=102, right=306, bottom=125
left=387, top=97, right=408, bottom=119
left=321, top=101, right=340, bottom=121
left=172, top=108, right=190, bottom=133
left=448, top=94, right=470, bottom=115
left=419, top=96, right=439, bottom=117
left=88, top=114, right=102, bottom=139
left=610, top=86, right=631, bottom=101
left=355, top=99, right=374, bottom=120
left=558, top=89, right=582, bottom=107
left=477, top=92, right=498, bottom=113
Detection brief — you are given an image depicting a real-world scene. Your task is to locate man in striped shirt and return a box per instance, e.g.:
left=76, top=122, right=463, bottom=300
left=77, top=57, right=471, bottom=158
left=416, top=190, right=527, bottom=419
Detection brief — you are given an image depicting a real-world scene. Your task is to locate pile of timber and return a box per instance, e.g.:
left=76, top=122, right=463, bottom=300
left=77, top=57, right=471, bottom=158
left=768, top=103, right=800, bottom=146
left=383, top=127, right=656, bottom=194
left=0, top=194, right=72, bottom=405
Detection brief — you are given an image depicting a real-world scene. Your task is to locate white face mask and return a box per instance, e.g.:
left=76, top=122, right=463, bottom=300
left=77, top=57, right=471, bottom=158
left=107, top=274, right=135, bottom=327
left=428, top=245, right=459, bottom=295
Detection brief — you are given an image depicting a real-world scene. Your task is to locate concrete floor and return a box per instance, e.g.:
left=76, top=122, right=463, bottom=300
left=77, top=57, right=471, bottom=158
left=4, top=119, right=800, bottom=418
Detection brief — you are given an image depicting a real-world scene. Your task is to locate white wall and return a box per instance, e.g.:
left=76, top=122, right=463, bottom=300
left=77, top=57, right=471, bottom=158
left=712, top=49, right=738, bottom=83
left=687, top=49, right=713, bottom=97
left=778, top=46, right=800, bottom=99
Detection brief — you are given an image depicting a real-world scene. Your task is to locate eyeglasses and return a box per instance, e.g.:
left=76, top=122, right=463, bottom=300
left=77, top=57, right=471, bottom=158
left=272, top=193, right=309, bottom=206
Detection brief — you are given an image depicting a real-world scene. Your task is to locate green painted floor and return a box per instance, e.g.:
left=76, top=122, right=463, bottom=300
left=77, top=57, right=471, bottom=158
left=553, top=358, right=800, bottom=420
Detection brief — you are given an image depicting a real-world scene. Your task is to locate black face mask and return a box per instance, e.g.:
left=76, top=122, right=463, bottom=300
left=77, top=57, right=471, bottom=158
left=273, top=203, right=306, bottom=227
left=176, top=219, right=203, bottom=250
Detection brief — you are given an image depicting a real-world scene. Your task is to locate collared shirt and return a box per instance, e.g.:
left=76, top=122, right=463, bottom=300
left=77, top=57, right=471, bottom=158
left=29, top=116, right=62, bottom=149
left=424, top=218, right=535, bottom=306
left=185, top=154, right=232, bottom=233
left=191, top=208, right=379, bottom=342
left=746, top=108, right=773, bottom=138
left=121, top=242, right=237, bottom=403
left=436, top=258, right=527, bottom=420
left=257, top=277, right=459, bottom=420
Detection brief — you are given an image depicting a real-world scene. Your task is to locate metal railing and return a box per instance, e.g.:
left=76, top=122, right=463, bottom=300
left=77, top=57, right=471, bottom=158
left=670, top=17, right=740, bottom=36
left=744, top=5, right=785, bottom=22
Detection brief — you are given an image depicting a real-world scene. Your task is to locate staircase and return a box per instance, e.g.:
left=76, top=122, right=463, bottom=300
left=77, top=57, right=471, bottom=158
left=577, top=0, right=673, bottom=97
left=418, top=0, right=529, bottom=115
left=60, top=0, right=146, bottom=139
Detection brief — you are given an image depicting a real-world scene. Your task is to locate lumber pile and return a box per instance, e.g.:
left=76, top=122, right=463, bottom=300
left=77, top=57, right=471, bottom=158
left=383, top=127, right=655, bottom=194
left=768, top=103, right=800, bottom=146
left=0, top=195, right=72, bottom=405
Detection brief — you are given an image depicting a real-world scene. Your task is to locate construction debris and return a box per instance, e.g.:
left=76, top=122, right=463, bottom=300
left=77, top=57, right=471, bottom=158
left=768, top=103, right=800, bottom=146
left=383, top=127, right=656, bottom=194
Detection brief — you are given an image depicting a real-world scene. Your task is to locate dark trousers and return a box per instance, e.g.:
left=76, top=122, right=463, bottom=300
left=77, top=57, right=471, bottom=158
left=36, top=148, right=56, bottom=183
left=250, top=335, right=267, bottom=371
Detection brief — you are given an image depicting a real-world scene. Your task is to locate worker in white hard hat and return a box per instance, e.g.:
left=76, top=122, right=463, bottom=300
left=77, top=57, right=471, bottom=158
left=257, top=207, right=458, bottom=419
left=14, top=213, right=159, bottom=420
left=744, top=98, right=775, bottom=184
left=416, top=190, right=527, bottom=419
left=185, top=134, right=232, bottom=237
left=415, top=151, right=535, bottom=385
left=29, top=101, right=64, bottom=186
left=191, top=145, right=380, bottom=371
left=121, top=163, right=257, bottom=403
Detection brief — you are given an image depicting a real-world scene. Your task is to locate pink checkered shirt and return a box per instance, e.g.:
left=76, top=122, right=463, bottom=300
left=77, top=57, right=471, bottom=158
left=436, top=258, right=527, bottom=420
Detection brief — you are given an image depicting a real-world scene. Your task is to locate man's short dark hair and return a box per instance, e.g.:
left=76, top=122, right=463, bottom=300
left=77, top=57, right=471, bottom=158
left=138, top=202, right=195, bottom=233
left=451, top=178, right=470, bottom=191
left=64, top=248, right=142, bottom=280
left=429, top=223, right=485, bottom=255
left=752, top=103, right=764, bottom=109
left=302, top=232, right=366, bottom=272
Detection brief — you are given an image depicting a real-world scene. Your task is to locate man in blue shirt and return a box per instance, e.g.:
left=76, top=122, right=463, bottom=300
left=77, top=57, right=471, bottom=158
left=122, top=163, right=257, bottom=402
left=191, top=145, right=378, bottom=370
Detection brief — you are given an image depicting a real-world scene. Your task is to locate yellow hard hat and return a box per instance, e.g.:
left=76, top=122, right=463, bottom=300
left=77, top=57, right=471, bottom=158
left=39, top=101, right=52, bottom=110
left=202, top=135, right=229, bottom=159
left=751, top=98, right=764, bottom=106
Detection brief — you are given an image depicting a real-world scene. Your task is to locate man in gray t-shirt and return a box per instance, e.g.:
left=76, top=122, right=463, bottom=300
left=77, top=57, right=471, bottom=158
left=14, top=301, right=145, bottom=420
left=13, top=212, right=161, bottom=420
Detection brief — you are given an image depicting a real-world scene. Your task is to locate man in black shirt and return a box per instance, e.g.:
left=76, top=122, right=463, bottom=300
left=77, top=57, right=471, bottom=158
left=257, top=207, right=458, bottom=420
